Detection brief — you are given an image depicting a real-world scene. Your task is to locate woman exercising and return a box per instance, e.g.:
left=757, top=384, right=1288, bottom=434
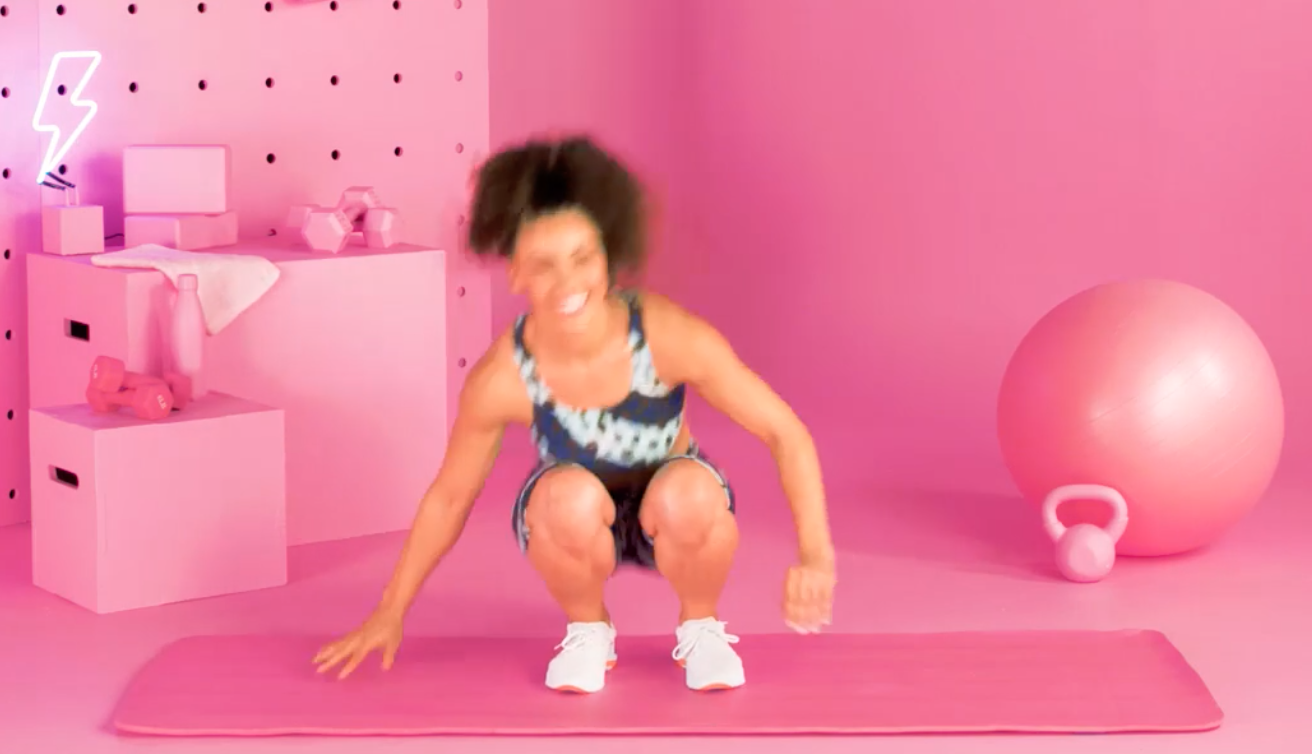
left=313, top=135, right=836, bottom=694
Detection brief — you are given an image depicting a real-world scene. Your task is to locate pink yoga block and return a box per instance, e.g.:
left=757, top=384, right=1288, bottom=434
left=28, top=393, right=287, bottom=614
left=122, top=145, right=232, bottom=215
left=26, top=242, right=460, bottom=545
left=41, top=205, right=105, bottom=256
left=124, top=211, right=239, bottom=251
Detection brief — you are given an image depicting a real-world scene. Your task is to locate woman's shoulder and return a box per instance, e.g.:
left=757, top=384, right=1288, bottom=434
left=626, top=289, right=725, bottom=376
left=457, top=326, right=532, bottom=424
left=622, top=287, right=685, bottom=320
left=464, top=326, right=525, bottom=395
left=625, top=288, right=710, bottom=331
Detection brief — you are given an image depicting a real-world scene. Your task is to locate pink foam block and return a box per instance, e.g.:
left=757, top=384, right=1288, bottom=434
left=28, top=394, right=286, bottom=614
left=112, top=631, right=1223, bottom=737
left=123, top=145, right=232, bottom=214
left=124, top=211, right=239, bottom=251
left=26, top=241, right=459, bottom=545
left=41, top=205, right=105, bottom=256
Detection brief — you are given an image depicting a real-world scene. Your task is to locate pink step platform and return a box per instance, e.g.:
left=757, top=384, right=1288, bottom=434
left=29, top=394, right=287, bottom=614
left=25, top=241, right=484, bottom=545
left=112, top=630, right=1222, bottom=737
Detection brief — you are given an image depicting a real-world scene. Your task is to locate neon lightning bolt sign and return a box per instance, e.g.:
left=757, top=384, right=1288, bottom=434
left=31, top=51, right=103, bottom=184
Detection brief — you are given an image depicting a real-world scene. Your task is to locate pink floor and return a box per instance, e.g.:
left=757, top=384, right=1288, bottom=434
left=3, top=420, right=1310, bottom=753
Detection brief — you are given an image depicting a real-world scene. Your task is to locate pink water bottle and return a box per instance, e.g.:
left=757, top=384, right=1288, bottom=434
left=171, top=273, right=207, bottom=399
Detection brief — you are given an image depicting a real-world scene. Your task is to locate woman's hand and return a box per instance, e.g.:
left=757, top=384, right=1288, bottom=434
left=783, top=555, right=836, bottom=633
left=312, top=604, right=405, bottom=680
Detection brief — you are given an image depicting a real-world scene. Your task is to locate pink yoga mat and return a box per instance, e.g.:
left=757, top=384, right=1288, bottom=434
left=112, top=630, right=1222, bottom=737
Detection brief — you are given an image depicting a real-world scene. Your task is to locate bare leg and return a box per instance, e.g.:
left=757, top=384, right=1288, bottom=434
left=639, top=458, right=744, bottom=690
left=523, top=466, right=616, bottom=624
left=639, top=459, right=738, bottom=623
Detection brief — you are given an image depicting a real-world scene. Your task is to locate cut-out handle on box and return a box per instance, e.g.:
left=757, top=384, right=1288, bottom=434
left=64, top=319, right=90, bottom=341
left=50, top=466, right=79, bottom=489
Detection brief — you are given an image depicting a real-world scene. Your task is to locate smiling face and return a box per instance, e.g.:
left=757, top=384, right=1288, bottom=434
left=508, top=207, right=611, bottom=334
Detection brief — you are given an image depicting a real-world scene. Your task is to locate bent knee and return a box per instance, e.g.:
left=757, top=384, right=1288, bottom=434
left=640, top=460, right=731, bottom=543
left=524, top=466, right=615, bottom=544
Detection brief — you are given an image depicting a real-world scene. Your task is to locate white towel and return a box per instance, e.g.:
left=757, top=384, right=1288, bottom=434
left=91, top=244, right=281, bottom=335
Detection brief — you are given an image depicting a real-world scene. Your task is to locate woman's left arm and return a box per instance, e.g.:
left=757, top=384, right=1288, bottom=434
left=647, top=295, right=835, bottom=565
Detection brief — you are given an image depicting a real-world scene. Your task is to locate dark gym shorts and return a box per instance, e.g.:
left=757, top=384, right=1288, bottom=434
left=511, top=441, right=735, bottom=569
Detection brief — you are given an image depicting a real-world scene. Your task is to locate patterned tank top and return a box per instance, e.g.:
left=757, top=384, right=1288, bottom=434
left=512, top=291, right=687, bottom=478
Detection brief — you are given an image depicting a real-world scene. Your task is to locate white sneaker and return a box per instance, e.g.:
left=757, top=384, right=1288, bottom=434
left=672, top=618, right=745, bottom=691
left=545, top=621, right=617, bottom=693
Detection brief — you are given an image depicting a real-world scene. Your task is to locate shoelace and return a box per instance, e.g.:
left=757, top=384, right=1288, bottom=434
left=555, top=623, right=612, bottom=653
left=672, top=620, right=740, bottom=662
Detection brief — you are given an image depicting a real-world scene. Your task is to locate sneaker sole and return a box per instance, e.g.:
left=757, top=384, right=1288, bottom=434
left=549, top=658, right=617, bottom=694
left=675, top=658, right=744, bottom=692
left=691, top=682, right=740, bottom=691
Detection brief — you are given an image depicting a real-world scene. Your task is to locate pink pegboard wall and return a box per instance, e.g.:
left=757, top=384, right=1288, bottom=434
left=0, top=0, right=43, bottom=525
left=1, top=0, right=491, bottom=526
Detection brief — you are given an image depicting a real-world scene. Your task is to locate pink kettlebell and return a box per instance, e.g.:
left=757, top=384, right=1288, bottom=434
left=1041, top=484, right=1129, bottom=583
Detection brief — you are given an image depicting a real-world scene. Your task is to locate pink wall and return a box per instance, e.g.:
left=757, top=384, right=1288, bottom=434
left=675, top=1, right=1312, bottom=482
left=157, top=0, right=1296, bottom=489
left=486, top=0, right=689, bottom=335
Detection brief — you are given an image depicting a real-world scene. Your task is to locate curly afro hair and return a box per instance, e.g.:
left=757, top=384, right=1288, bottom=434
left=466, top=135, right=648, bottom=277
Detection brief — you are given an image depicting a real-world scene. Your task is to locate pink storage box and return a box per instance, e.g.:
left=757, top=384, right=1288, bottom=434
left=124, top=211, right=239, bottom=251
left=41, top=204, right=105, bottom=256
left=27, top=253, right=173, bottom=401
left=122, top=145, right=232, bottom=215
left=28, top=393, right=287, bottom=614
left=26, top=241, right=462, bottom=545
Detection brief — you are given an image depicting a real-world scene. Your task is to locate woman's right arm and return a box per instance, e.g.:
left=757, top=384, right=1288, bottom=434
left=313, top=337, right=524, bottom=678
left=375, top=341, right=520, bottom=617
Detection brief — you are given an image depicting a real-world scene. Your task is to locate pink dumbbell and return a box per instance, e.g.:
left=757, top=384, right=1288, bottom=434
left=293, top=186, right=402, bottom=253
left=86, top=381, right=174, bottom=421
left=89, top=355, right=193, bottom=410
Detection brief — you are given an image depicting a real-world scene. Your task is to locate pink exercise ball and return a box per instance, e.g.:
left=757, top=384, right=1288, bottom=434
left=997, top=279, right=1284, bottom=557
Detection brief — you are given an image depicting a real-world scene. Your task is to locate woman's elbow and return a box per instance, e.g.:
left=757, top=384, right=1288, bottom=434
left=766, top=415, right=814, bottom=457
left=422, top=475, right=479, bottom=516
